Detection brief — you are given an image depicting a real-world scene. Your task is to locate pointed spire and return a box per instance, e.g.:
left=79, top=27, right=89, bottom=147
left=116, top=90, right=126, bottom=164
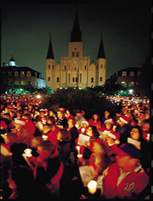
left=97, top=33, right=105, bottom=59
left=10, top=54, right=15, bottom=61
left=70, top=6, right=82, bottom=42
left=46, top=33, right=54, bottom=59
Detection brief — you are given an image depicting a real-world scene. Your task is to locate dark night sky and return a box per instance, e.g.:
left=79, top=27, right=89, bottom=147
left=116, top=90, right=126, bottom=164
left=1, top=1, right=151, bottom=79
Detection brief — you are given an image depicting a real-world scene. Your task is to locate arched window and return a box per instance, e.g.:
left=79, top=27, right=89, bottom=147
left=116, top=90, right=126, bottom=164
left=57, top=77, right=60, bottom=83
left=128, top=82, right=134, bottom=87
left=27, top=71, right=31, bottom=76
left=121, top=81, right=127, bottom=87
left=14, top=71, right=18, bottom=76
left=20, top=71, right=25, bottom=76
left=91, top=77, right=94, bottom=83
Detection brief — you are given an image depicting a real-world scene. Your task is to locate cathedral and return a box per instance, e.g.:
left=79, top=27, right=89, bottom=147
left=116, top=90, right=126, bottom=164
left=46, top=10, right=106, bottom=90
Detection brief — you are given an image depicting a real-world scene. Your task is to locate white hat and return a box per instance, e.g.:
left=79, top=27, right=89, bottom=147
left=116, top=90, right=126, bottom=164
left=119, top=116, right=130, bottom=124
left=81, top=120, right=89, bottom=126
left=14, top=118, right=26, bottom=125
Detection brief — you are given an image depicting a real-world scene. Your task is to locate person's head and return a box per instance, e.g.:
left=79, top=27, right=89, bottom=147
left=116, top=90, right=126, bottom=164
left=115, top=143, right=141, bottom=172
left=57, top=129, right=71, bottom=142
left=43, top=124, right=51, bottom=134
left=14, top=118, right=26, bottom=130
left=22, top=113, right=32, bottom=121
left=130, top=126, right=142, bottom=141
left=57, top=110, right=65, bottom=119
left=104, top=119, right=113, bottom=130
left=81, top=120, right=89, bottom=128
left=75, top=110, right=82, bottom=118
left=92, top=114, right=100, bottom=121
left=130, top=118, right=138, bottom=127
left=118, top=115, right=130, bottom=126
left=3, top=113, right=11, bottom=120
left=106, top=131, right=120, bottom=145
left=68, top=118, right=76, bottom=128
left=46, top=116, right=56, bottom=125
left=141, top=119, right=150, bottom=141
left=37, top=140, right=56, bottom=160
left=39, top=109, right=45, bottom=118
left=4, top=132, right=17, bottom=145
left=87, top=125, right=99, bottom=138
left=104, top=111, right=110, bottom=118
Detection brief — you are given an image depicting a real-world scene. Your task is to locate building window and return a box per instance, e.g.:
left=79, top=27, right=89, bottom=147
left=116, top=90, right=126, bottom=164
left=85, top=65, right=87, bottom=70
left=52, top=65, right=54, bottom=69
left=122, top=71, right=127, bottom=76
left=8, top=71, right=12, bottom=76
left=20, top=71, right=25, bottom=76
left=48, top=77, right=50, bottom=81
left=80, top=73, right=82, bottom=82
left=76, top=77, right=78, bottom=82
left=48, top=65, right=50, bottom=69
left=100, top=64, right=103, bottom=69
left=74, top=67, right=76, bottom=71
left=27, top=71, right=31, bottom=76
left=64, top=65, right=66, bottom=70
left=72, top=52, right=75, bottom=57
left=14, top=81, right=19, bottom=86
left=76, top=52, right=79, bottom=57
left=129, top=82, right=134, bottom=87
left=21, top=81, right=26, bottom=86
left=129, top=71, right=134, bottom=76
left=35, top=72, right=37, bottom=77
left=137, top=71, right=142, bottom=76
left=121, top=81, right=127, bottom=87
left=14, top=71, right=18, bottom=76
left=57, top=77, right=60, bottom=82
left=91, top=77, right=94, bottom=83
left=73, top=77, right=75, bottom=82
left=100, top=77, right=102, bottom=81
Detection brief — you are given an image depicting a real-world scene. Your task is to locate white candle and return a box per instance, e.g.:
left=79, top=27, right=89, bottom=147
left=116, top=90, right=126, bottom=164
left=87, top=180, right=97, bottom=194
left=24, top=148, right=32, bottom=157
left=42, top=135, right=48, bottom=140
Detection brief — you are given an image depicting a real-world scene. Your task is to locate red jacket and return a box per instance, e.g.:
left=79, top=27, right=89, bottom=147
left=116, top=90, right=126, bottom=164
left=103, top=162, right=149, bottom=199
left=47, top=127, right=60, bottom=146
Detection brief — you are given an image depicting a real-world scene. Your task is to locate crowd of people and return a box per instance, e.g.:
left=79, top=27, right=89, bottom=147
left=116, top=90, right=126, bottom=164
left=0, top=94, right=151, bottom=200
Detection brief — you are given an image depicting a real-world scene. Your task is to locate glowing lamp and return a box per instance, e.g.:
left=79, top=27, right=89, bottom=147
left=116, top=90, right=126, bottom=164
left=36, top=94, right=41, bottom=99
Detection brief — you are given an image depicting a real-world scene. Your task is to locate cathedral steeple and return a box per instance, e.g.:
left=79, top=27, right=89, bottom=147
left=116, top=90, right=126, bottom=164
left=97, top=33, right=105, bottom=59
left=46, top=33, right=54, bottom=59
left=70, top=9, right=82, bottom=42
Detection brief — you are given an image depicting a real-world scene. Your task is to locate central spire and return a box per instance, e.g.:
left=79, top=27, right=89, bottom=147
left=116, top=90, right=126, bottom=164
left=46, top=33, right=54, bottom=59
left=70, top=8, right=82, bottom=42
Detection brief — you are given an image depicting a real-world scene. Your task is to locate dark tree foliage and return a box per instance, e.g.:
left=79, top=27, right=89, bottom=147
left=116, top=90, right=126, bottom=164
left=39, top=87, right=117, bottom=120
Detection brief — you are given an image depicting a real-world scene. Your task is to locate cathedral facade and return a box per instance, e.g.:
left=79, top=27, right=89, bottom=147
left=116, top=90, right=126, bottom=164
left=46, top=11, right=106, bottom=90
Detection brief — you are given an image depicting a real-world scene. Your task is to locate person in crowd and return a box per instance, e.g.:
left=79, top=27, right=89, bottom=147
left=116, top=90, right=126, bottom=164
left=99, top=118, right=114, bottom=140
left=102, top=143, right=149, bottom=199
left=57, top=129, right=71, bottom=165
left=136, top=110, right=146, bottom=126
left=22, top=113, right=36, bottom=136
left=65, top=108, right=74, bottom=121
left=56, top=110, right=68, bottom=129
left=30, top=141, right=64, bottom=199
left=78, top=120, right=89, bottom=134
left=75, top=110, right=86, bottom=129
left=88, top=113, right=101, bottom=130
left=116, top=115, right=130, bottom=145
left=46, top=116, right=56, bottom=125
left=12, top=118, right=33, bottom=147
left=101, top=110, right=111, bottom=126
left=7, top=165, right=38, bottom=200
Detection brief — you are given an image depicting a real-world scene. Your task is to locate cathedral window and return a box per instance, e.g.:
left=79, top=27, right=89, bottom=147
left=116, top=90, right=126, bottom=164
left=20, top=71, right=25, bottom=76
left=73, top=77, right=75, bottom=82
left=100, top=77, right=102, bottom=81
left=52, top=65, right=54, bottom=69
left=48, top=77, right=50, bottom=81
left=48, top=65, right=50, bottom=69
left=100, top=64, right=103, bottom=69
left=85, top=65, right=87, bottom=70
left=91, top=77, right=94, bottom=83
left=27, top=71, right=31, bottom=76
left=72, top=52, right=75, bottom=57
left=57, top=77, right=60, bottom=82
left=64, top=65, right=66, bottom=70
left=76, top=52, right=79, bottom=57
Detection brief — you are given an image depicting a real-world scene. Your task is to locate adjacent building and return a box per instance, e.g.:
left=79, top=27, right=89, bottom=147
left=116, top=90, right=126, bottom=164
left=1, top=56, right=46, bottom=94
left=46, top=11, right=106, bottom=90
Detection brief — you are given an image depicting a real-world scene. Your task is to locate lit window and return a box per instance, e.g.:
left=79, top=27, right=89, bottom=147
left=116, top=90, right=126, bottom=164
left=122, top=71, right=127, bottom=76
left=21, top=81, right=26, bottom=85
left=8, top=71, right=12, bottom=76
left=14, top=81, right=19, bottom=86
left=27, top=71, right=31, bottom=76
left=14, top=71, right=18, bottom=76
left=129, top=82, right=134, bottom=87
left=20, top=71, right=25, bottom=76
left=129, top=71, right=134, bottom=76
left=121, top=81, right=127, bottom=87
left=137, top=71, right=142, bottom=76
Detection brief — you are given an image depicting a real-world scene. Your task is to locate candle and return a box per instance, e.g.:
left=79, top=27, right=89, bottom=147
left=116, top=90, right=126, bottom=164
left=76, top=146, right=80, bottom=154
left=146, top=133, right=150, bottom=141
left=77, top=154, right=83, bottom=158
left=24, top=148, right=32, bottom=157
left=87, top=180, right=97, bottom=194
left=42, top=135, right=48, bottom=140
